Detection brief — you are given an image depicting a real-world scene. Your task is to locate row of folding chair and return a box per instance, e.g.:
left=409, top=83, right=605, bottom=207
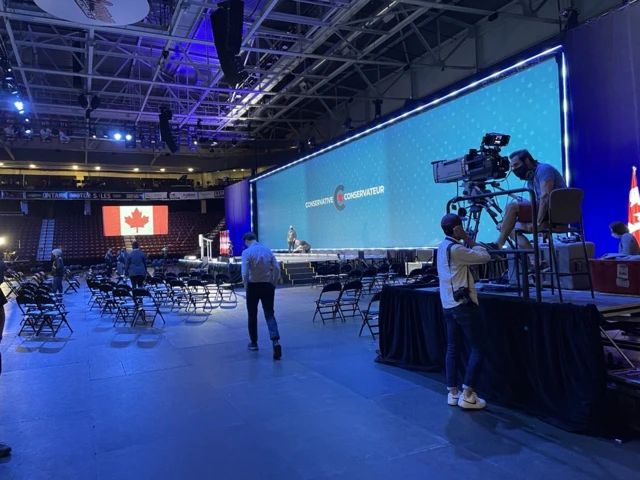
left=86, top=278, right=165, bottom=327
left=15, top=284, right=73, bottom=336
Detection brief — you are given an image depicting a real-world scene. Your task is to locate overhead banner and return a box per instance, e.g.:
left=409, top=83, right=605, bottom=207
left=198, top=190, right=225, bottom=199
left=21, top=191, right=146, bottom=200
left=1, top=190, right=209, bottom=201
left=169, top=192, right=199, bottom=200
left=144, top=192, right=168, bottom=200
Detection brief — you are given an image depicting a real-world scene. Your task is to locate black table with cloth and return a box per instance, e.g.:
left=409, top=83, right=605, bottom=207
left=375, top=286, right=607, bottom=432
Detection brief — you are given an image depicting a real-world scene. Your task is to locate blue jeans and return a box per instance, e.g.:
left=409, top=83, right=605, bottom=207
left=52, top=276, right=63, bottom=294
left=246, top=282, right=280, bottom=344
left=444, top=303, right=485, bottom=390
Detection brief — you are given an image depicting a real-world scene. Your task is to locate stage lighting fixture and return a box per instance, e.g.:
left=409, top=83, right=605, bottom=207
left=13, top=100, right=23, bottom=111
left=0, top=162, right=4, bottom=166
left=4, top=68, right=13, bottom=81
left=9, top=85, right=18, bottom=95
left=211, top=138, right=218, bottom=146
left=125, top=130, right=137, bottom=148
left=561, top=8, right=579, bottom=30
left=160, top=168, right=166, bottom=172
left=373, top=99, right=383, bottom=119
left=95, top=166, right=101, bottom=170
left=307, top=137, right=316, bottom=149
left=24, top=118, right=30, bottom=123
left=188, top=168, right=194, bottom=172
left=78, top=93, right=89, bottom=109
left=90, top=95, right=101, bottom=110
left=193, top=139, right=198, bottom=145
left=134, top=168, right=139, bottom=172
left=113, top=132, right=122, bottom=141
left=72, top=165, right=79, bottom=170
left=29, top=164, right=36, bottom=169
left=24, top=127, right=32, bottom=134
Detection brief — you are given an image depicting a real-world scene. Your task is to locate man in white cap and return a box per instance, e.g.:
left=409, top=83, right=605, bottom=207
left=287, top=225, right=297, bottom=253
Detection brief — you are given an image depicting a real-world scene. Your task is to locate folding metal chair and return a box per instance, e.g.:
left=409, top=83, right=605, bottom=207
left=312, top=282, right=344, bottom=324
left=215, top=274, right=237, bottom=302
left=168, top=279, right=191, bottom=312
left=16, top=292, right=44, bottom=336
left=311, top=265, right=329, bottom=288
left=338, top=280, right=363, bottom=319
left=359, top=291, right=381, bottom=340
left=132, top=288, right=166, bottom=327
left=112, top=287, right=137, bottom=326
left=36, top=293, right=73, bottom=336
left=187, top=279, right=214, bottom=311
left=64, top=270, right=80, bottom=293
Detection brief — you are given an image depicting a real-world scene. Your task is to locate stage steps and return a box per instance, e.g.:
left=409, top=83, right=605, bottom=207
left=282, top=262, right=314, bottom=285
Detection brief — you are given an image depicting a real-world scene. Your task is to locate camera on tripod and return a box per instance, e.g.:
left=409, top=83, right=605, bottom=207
left=431, top=133, right=511, bottom=184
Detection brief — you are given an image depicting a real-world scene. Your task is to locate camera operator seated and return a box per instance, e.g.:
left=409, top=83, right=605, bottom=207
left=438, top=214, right=491, bottom=410
left=493, top=149, right=566, bottom=250
left=602, top=221, right=640, bottom=259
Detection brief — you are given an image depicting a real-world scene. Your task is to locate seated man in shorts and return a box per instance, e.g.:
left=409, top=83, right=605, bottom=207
left=494, top=149, right=566, bottom=250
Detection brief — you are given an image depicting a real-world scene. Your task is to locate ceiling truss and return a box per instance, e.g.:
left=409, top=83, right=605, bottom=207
left=0, top=0, right=563, bottom=168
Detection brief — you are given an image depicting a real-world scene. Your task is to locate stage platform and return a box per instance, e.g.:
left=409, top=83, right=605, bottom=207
left=376, top=285, right=631, bottom=432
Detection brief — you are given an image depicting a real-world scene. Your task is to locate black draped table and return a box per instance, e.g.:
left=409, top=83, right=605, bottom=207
left=376, top=286, right=608, bottom=432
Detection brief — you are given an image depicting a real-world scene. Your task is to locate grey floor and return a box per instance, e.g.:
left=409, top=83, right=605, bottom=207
left=0, top=283, right=639, bottom=480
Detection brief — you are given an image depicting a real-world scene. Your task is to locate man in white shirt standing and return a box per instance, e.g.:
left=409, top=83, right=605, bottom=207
left=437, top=214, right=491, bottom=410
left=241, top=232, right=282, bottom=359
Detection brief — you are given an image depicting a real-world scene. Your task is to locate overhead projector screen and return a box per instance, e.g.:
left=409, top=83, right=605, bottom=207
left=254, top=57, right=564, bottom=249
left=103, top=205, right=168, bottom=236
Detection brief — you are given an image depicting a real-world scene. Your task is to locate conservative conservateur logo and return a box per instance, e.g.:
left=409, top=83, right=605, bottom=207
left=305, top=184, right=385, bottom=211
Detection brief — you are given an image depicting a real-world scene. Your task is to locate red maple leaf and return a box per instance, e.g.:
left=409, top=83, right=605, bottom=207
left=124, top=208, right=149, bottom=233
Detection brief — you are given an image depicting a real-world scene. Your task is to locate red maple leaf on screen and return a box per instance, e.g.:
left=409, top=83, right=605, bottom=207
left=124, top=208, right=149, bottom=233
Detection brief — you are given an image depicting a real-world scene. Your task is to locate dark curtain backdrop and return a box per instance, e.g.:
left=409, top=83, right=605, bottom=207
left=377, top=287, right=608, bottom=432
left=224, top=179, right=251, bottom=255
left=565, top=3, right=640, bottom=255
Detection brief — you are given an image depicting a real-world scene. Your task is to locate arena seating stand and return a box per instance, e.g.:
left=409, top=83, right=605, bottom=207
left=53, top=211, right=223, bottom=260
left=54, top=213, right=125, bottom=260
left=0, top=214, right=42, bottom=260
left=136, top=212, right=223, bottom=256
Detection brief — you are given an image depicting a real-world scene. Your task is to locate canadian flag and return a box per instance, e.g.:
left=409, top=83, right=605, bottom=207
left=103, top=205, right=168, bottom=237
left=629, top=167, right=640, bottom=243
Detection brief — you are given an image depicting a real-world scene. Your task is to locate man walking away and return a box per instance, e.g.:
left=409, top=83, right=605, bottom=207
left=0, top=259, right=12, bottom=457
left=51, top=249, right=65, bottom=296
left=241, top=232, right=282, bottom=360
left=438, top=214, right=492, bottom=410
left=126, top=241, right=148, bottom=288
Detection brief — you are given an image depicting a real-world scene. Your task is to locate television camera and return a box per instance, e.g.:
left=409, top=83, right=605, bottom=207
left=431, top=133, right=511, bottom=184
left=432, top=133, right=513, bottom=243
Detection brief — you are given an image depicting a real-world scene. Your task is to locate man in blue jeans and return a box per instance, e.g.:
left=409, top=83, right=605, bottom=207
left=241, top=232, right=282, bottom=360
left=437, top=214, right=491, bottom=409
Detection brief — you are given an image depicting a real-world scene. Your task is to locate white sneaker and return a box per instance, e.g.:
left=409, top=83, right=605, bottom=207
left=447, top=391, right=460, bottom=406
left=458, top=391, right=487, bottom=410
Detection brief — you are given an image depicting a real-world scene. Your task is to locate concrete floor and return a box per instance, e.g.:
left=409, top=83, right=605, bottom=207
left=0, top=283, right=638, bottom=480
